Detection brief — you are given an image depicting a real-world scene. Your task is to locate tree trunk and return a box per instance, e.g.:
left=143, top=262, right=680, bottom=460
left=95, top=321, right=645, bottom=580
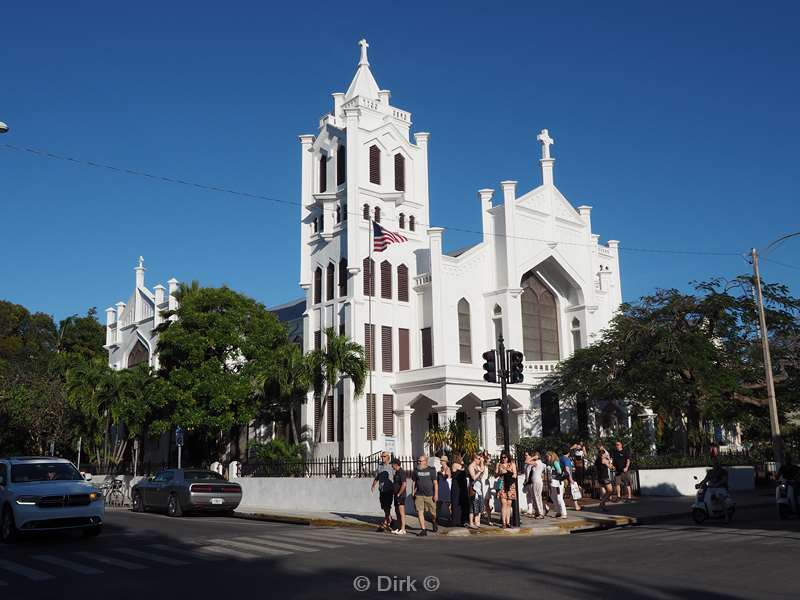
left=314, top=383, right=332, bottom=444
left=289, top=405, right=299, bottom=444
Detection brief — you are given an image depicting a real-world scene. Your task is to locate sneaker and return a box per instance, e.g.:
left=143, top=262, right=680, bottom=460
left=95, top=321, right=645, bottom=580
left=419, top=530, right=428, bottom=537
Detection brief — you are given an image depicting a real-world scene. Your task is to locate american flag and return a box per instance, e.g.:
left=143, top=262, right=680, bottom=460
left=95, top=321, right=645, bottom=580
left=373, top=221, right=408, bottom=252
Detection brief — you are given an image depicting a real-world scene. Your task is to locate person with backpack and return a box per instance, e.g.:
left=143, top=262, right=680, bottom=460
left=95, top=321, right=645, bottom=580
left=560, top=449, right=582, bottom=512
left=545, top=451, right=567, bottom=519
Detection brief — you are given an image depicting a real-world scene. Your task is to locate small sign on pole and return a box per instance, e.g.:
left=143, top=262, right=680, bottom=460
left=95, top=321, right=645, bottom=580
left=384, top=436, right=396, bottom=455
left=176, top=426, right=184, bottom=470
left=481, top=399, right=502, bottom=409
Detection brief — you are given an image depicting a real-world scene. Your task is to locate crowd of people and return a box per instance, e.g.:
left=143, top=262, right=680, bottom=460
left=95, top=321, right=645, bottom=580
left=372, top=440, right=636, bottom=535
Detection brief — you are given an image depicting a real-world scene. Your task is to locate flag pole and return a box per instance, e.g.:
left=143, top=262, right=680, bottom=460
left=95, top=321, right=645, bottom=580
left=368, top=219, right=374, bottom=455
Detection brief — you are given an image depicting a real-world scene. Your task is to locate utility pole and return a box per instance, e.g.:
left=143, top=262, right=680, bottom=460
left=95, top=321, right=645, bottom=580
left=751, top=247, right=783, bottom=464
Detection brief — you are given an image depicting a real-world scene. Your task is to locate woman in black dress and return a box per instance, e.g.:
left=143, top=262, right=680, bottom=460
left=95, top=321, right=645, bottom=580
left=449, top=453, right=470, bottom=526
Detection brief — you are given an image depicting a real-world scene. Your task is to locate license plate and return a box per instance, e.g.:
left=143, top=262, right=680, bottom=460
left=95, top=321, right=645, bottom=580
left=211, top=498, right=224, bottom=505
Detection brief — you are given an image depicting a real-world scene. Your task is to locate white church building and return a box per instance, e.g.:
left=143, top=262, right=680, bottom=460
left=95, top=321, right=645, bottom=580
left=299, top=41, right=622, bottom=459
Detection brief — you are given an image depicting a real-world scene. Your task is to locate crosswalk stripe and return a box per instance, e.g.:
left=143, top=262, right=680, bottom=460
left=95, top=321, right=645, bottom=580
left=233, top=536, right=321, bottom=553
left=207, top=539, right=291, bottom=556
left=72, top=551, right=147, bottom=571
left=114, top=548, right=189, bottom=566
left=0, top=559, right=54, bottom=581
left=258, top=533, right=341, bottom=549
left=312, top=530, right=391, bottom=544
left=147, top=544, right=219, bottom=560
left=32, top=554, right=104, bottom=575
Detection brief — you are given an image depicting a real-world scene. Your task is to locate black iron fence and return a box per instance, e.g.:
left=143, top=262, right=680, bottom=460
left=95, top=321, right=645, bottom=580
left=240, top=455, right=420, bottom=478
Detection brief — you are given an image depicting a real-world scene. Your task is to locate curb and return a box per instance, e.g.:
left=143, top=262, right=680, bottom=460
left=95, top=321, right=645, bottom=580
left=579, top=499, right=772, bottom=526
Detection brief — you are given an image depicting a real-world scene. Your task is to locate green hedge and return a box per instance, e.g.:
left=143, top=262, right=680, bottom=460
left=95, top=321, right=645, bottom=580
left=633, top=453, right=757, bottom=470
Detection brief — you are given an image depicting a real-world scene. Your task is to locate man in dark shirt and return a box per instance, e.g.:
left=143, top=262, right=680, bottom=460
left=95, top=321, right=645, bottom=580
left=611, top=440, right=632, bottom=501
left=390, top=458, right=407, bottom=535
left=411, top=455, right=438, bottom=536
left=371, top=451, right=394, bottom=532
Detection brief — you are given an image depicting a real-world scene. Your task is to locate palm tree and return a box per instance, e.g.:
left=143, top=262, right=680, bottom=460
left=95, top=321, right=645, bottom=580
left=253, top=344, right=312, bottom=445
left=309, top=328, right=367, bottom=445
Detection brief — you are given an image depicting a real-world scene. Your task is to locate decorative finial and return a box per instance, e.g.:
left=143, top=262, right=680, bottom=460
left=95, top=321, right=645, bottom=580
left=358, top=39, right=369, bottom=67
left=537, top=128, right=554, bottom=160
left=137, top=256, right=145, bottom=269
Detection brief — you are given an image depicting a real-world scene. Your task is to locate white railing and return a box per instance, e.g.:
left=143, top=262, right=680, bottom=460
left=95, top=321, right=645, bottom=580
left=414, top=273, right=431, bottom=286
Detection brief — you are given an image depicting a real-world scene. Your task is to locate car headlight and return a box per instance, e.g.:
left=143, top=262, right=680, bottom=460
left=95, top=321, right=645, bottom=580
left=89, top=491, right=102, bottom=502
left=15, top=496, right=40, bottom=506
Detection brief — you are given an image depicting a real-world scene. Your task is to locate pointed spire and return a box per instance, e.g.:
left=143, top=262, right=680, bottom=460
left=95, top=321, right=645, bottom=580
left=537, top=128, right=555, bottom=186
left=345, top=38, right=380, bottom=101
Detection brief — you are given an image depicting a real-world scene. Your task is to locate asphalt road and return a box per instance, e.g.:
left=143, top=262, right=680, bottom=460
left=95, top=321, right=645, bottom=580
left=1, top=505, right=798, bottom=600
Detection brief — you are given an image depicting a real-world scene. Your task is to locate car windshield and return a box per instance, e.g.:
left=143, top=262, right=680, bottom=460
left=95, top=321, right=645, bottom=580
left=11, top=462, right=83, bottom=483
left=183, top=470, right=225, bottom=481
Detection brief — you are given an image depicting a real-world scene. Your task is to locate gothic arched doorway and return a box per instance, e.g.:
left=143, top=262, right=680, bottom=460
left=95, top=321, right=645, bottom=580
left=520, top=272, right=560, bottom=361
left=127, top=340, right=149, bottom=368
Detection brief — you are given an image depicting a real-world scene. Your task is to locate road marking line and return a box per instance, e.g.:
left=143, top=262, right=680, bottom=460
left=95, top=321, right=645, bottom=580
left=146, top=544, right=219, bottom=560
left=0, top=559, right=54, bottom=581
left=193, top=544, right=262, bottom=560
left=32, top=554, right=104, bottom=575
left=312, top=530, right=391, bottom=544
left=257, top=534, right=342, bottom=548
left=114, top=548, right=189, bottom=566
left=233, top=536, right=322, bottom=553
left=72, top=551, right=147, bottom=571
left=207, top=539, right=291, bottom=556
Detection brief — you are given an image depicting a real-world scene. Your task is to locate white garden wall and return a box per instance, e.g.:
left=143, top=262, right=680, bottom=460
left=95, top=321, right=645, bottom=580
left=638, top=466, right=755, bottom=496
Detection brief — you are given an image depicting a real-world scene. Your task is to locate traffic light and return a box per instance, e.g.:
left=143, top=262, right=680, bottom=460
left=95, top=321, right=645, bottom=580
left=482, top=350, right=497, bottom=383
left=508, top=350, right=524, bottom=384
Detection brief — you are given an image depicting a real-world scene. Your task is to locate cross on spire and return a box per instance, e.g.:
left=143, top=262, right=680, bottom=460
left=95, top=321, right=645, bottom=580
left=537, top=128, right=554, bottom=160
left=358, top=39, right=369, bottom=66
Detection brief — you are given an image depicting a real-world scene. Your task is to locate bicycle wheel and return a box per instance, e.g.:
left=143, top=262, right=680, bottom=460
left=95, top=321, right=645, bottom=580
left=108, top=490, right=124, bottom=508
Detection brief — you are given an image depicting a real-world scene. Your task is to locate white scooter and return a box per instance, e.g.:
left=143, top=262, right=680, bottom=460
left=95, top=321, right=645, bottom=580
left=691, top=476, right=735, bottom=524
left=776, top=478, right=799, bottom=519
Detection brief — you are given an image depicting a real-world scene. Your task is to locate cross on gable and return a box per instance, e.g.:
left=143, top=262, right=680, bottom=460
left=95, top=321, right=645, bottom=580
left=537, top=128, right=554, bottom=160
left=358, top=39, right=369, bottom=65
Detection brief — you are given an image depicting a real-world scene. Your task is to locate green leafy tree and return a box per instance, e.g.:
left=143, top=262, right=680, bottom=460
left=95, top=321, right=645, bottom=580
left=57, top=308, right=105, bottom=359
left=308, top=327, right=367, bottom=445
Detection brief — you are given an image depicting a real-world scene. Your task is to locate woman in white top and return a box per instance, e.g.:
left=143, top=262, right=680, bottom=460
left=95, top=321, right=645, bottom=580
left=467, top=454, right=485, bottom=529
left=523, top=450, right=546, bottom=519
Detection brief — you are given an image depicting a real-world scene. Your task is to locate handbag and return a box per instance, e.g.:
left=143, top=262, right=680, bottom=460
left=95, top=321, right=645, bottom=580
left=570, top=481, right=582, bottom=500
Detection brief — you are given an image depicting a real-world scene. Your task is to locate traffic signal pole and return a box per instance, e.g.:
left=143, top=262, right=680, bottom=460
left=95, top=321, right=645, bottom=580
left=497, top=336, right=520, bottom=527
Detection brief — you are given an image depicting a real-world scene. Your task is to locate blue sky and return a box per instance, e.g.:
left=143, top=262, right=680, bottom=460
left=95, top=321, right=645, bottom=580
left=2, top=1, right=799, bottom=321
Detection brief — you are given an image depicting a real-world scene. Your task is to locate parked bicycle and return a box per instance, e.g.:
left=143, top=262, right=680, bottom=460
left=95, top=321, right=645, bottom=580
left=100, top=478, right=128, bottom=508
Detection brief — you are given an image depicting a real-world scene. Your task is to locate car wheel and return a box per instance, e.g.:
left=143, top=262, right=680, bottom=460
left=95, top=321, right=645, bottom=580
left=167, top=494, right=183, bottom=518
left=1, top=507, right=18, bottom=543
left=691, top=508, right=707, bottom=525
left=131, top=491, right=145, bottom=513
left=83, top=525, right=103, bottom=538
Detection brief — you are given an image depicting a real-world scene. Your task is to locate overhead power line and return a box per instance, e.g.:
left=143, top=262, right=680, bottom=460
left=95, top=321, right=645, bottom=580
left=2, top=142, right=746, bottom=258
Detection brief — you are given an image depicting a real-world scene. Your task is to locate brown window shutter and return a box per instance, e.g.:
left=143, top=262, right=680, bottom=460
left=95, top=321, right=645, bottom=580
left=383, top=394, right=394, bottom=436
left=337, top=390, right=344, bottom=442
left=369, top=145, right=380, bottom=185
left=458, top=298, right=472, bottom=363
left=409, top=215, right=415, bottom=231
left=339, top=258, right=348, bottom=296
left=337, top=145, right=346, bottom=185
left=421, top=327, right=433, bottom=367
left=399, top=328, right=410, bottom=371
left=326, top=263, right=335, bottom=300
left=319, top=154, right=327, bottom=193
left=364, top=323, right=375, bottom=370
left=374, top=206, right=381, bottom=223
left=326, top=395, right=335, bottom=442
left=366, top=393, right=377, bottom=440
left=362, top=257, right=374, bottom=296
left=399, top=213, right=405, bottom=229
left=314, top=395, right=322, bottom=436
left=382, top=326, right=392, bottom=372
left=394, top=154, right=405, bottom=191
left=336, top=206, right=341, bottom=223
left=314, top=330, right=322, bottom=351
left=363, top=203, right=370, bottom=221
left=380, top=260, right=392, bottom=299
left=342, top=203, right=347, bottom=220
left=339, top=322, right=345, bottom=337
left=314, top=267, right=322, bottom=304
left=397, top=264, right=409, bottom=302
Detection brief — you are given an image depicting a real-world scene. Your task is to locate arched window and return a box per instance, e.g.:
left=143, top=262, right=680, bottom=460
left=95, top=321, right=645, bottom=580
left=336, top=206, right=341, bottom=223
left=374, top=206, right=381, bottom=223
left=314, top=267, right=322, bottom=304
left=326, top=263, right=335, bottom=301
left=369, top=144, right=381, bottom=184
left=342, top=203, right=348, bottom=221
left=319, top=213, right=324, bottom=232
left=127, top=340, right=149, bottom=368
left=337, top=145, right=346, bottom=185
left=363, top=257, right=375, bottom=296
left=399, top=213, right=405, bottom=229
left=363, top=203, right=370, bottom=221
left=457, top=298, right=472, bottom=363
left=380, top=260, right=392, bottom=299
left=313, top=218, right=318, bottom=233
left=319, top=154, right=327, bottom=193
left=394, top=153, right=405, bottom=191
left=520, top=272, right=559, bottom=361
left=409, top=215, right=415, bottom=231
left=339, top=258, right=348, bottom=296
left=397, top=264, right=409, bottom=302
left=571, top=318, right=582, bottom=352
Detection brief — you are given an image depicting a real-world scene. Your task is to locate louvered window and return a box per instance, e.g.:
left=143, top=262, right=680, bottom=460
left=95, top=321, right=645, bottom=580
left=398, top=328, right=410, bottom=371
left=366, top=394, right=377, bottom=440
left=382, top=326, right=392, bottom=372
left=326, top=263, right=335, bottom=300
left=314, top=395, right=322, bottom=436
left=363, top=204, right=370, bottom=221
left=338, top=258, right=348, bottom=296
left=339, top=322, right=345, bottom=336
left=313, top=219, right=318, bottom=233
left=337, top=390, right=344, bottom=442
left=336, top=206, right=341, bottom=223
left=314, top=267, right=322, bottom=304
left=319, top=213, right=324, bottom=232
left=394, top=154, right=405, bottom=191
left=521, top=272, right=560, bottom=361
left=374, top=206, right=381, bottom=223
left=319, top=154, right=327, bottom=193
left=383, top=394, right=394, bottom=436
left=363, top=257, right=375, bottom=296
left=342, top=203, right=347, bottom=220
left=337, top=145, right=346, bottom=185
left=399, top=213, right=405, bottom=229
left=458, top=298, right=472, bottom=363
left=314, top=330, right=322, bottom=351
left=421, top=327, right=433, bottom=367
left=369, top=145, right=380, bottom=185
left=380, top=260, right=392, bottom=299
left=409, top=215, right=415, bottom=231
left=364, top=323, right=375, bottom=370
left=326, top=395, right=335, bottom=442
left=397, top=264, right=409, bottom=302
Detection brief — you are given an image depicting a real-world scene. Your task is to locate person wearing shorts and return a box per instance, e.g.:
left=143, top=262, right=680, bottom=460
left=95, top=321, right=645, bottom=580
left=390, top=458, right=407, bottom=535
left=611, top=440, right=633, bottom=501
left=371, top=451, right=394, bottom=531
left=595, top=445, right=614, bottom=511
left=412, top=455, right=438, bottom=536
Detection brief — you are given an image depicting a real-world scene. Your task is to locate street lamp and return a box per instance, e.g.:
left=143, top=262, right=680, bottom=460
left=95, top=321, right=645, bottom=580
left=0, top=121, right=8, bottom=134
left=751, top=231, right=800, bottom=464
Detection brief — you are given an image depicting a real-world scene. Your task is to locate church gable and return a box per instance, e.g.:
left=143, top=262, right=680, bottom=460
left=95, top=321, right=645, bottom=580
left=516, top=185, right=583, bottom=227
